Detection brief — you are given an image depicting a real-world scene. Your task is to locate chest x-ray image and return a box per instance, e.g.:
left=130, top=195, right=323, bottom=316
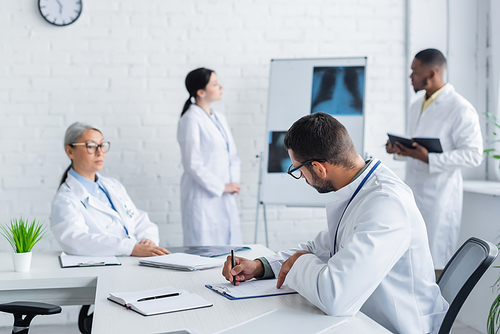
left=267, top=131, right=292, bottom=173
left=311, top=66, right=365, bottom=116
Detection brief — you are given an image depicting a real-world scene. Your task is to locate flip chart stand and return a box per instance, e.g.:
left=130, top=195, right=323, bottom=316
left=254, top=153, right=269, bottom=247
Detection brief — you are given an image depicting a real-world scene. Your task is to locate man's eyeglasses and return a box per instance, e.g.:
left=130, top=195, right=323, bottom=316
left=71, top=141, right=111, bottom=155
left=287, top=159, right=327, bottom=179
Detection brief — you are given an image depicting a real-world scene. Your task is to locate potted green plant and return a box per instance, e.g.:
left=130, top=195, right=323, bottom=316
left=0, top=217, right=48, bottom=272
left=484, top=112, right=500, bottom=167
left=484, top=112, right=500, bottom=333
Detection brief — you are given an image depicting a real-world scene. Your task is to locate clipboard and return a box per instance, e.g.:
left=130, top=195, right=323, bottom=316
left=205, top=279, right=297, bottom=300
left=59, top=252, right=121, bottom=268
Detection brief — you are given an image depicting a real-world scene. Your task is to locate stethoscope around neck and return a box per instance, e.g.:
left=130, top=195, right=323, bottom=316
left=332, top=160, right=381, bottom=255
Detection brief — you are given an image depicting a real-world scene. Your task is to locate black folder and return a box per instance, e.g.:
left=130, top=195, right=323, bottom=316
left=387, top=133, right=443, bottom=153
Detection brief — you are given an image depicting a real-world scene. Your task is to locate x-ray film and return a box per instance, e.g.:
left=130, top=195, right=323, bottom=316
left=267, top=131, right=291, bottom=173
left=311, top=66, right=365, bottom=116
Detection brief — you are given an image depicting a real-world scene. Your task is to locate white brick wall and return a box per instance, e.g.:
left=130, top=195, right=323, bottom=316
left=0, top=0, right=407, bottom=259
left=0, top=5, right=407, bottom=318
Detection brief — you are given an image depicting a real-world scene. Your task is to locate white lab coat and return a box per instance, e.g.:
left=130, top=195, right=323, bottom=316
left=264, top=160, right=448, bottom=334
left=404, top=84, right=483, bottom=269
left=50, top=173, right=160, bottom=256
left=177, top=104, right=242, bottom=246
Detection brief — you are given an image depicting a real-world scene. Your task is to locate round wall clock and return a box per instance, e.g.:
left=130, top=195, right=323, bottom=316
left=38, top=0, right=82, bottom=27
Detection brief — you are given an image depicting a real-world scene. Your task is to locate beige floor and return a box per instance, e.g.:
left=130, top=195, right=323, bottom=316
left=0, top=320, right=485, bottom=334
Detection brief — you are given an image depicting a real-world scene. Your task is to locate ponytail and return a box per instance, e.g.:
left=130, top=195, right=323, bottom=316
left=59, top=163, right=73, bottom=188
left=181, top=67, right=214, bottom=117
left=181, top=97, right=193, bottom=117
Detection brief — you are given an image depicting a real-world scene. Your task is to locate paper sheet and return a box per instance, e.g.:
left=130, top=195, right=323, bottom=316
left=139, top=253, right=224, bottom=270
left=208, top=279, right=296, bottom=298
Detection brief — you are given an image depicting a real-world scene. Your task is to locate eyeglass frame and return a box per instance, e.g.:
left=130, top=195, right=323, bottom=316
left=287, top=159, right=327, bottom=179
left=70, top=141, right=111, bottom=155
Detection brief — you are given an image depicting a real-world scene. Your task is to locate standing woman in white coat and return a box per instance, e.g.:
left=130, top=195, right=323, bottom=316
left=177, top=68, right=243, bottom=246
left=51, top=122, right=170, bottom=257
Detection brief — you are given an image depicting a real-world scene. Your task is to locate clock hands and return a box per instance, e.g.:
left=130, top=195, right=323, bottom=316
left=55, top=0, right=63, bottom=14
left=39, top=0, right=81, bottom=26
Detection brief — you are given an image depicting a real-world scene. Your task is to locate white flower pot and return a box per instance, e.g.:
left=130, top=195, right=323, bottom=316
left=12, top=252, right=32, bottom=272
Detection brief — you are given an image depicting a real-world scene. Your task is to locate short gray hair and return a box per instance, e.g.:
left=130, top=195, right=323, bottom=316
left=64, top=122, right=101, bottom=147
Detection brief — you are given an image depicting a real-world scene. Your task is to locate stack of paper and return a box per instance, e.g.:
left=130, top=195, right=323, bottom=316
left=139, top=253, right=224, bottom=271
left=166, top=245, right=251, bottom=257
left=108, top=286, right=212, bottom=316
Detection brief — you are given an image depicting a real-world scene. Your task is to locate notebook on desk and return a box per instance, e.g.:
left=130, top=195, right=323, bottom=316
left=108, top=286, right=212, bottom=316
left=139, top=253, right=224, bottom=271
left=213, top=309, right=348, bottom=334
left=206, top=279, right=297, bottom=300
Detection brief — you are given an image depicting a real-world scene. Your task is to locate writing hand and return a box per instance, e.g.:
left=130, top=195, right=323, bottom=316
left=396, top=141, right=429, bottom=163
left=222, top=256, right=263, bottom=286
left=276, top=250, right=311, bottom=289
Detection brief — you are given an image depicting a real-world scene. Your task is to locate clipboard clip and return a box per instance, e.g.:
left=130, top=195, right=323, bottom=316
left=78, top=261, right=106, bottom=266
left=211, top=286, right=230, bottom=295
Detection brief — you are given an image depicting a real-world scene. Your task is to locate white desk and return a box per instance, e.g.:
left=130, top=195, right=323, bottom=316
left=0, top=245, right=390, bottom=334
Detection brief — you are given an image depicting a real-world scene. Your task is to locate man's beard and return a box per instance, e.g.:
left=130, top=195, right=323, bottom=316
left=306, top=169, right=337, bottom=193
left=413, top=77, right=428, bottom=93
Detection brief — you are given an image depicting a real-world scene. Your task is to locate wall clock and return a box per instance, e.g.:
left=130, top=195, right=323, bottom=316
left=38, top=0, right=82, bottom=27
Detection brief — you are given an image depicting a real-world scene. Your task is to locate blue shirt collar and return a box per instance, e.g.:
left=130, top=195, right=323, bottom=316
left=69, top=168, right=116, bottom=211
left=68, top=168, right=100, bottom=195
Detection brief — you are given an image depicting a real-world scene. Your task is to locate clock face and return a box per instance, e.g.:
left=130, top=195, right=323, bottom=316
left=38, top=0, right=82, bottom=26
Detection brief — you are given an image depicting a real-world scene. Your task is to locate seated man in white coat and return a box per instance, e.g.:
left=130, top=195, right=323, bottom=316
left=222, top=113, right=448, bottom=334
left=51, top=122, right=170, bottom=257
left=386, top=49, right=483, bottom=277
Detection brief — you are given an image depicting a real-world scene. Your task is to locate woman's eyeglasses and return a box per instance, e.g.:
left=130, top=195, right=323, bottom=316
left=71, top=141, right=111, bottom=155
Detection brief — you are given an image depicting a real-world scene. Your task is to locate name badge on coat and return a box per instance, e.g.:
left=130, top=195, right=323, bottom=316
left=124, top=203, right=135, bottom=218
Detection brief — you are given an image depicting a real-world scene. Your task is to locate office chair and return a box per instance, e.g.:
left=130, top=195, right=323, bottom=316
left=437, top=237, right=498, bottom=334
left=0, top=301, right=62, bottom=334
left=78, top=305, right=93, bottom=334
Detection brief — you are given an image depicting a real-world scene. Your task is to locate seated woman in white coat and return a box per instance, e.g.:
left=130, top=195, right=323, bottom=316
left=177, top=68, right=243, bottom=246
left=50, top=122, right=170, bottom=257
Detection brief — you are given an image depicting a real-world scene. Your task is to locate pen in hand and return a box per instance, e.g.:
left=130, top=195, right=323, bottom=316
left=231, top=249, right=236, bottom=286
left=136, top=292, right=179, bottom=302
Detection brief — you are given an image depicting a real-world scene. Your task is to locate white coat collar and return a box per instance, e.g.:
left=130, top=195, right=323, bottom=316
left=425, top=83, right=455, bottom=106
left=64, top=172, right=122, bottom=221
left=189, top=104, right=217, bottom=118
left=325, top=159, right=381, bottom=253
left=326, top=159, right=379, bottom=205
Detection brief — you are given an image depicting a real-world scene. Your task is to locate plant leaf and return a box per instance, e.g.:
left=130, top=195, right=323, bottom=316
left=0, top=216, right=49, bottom=253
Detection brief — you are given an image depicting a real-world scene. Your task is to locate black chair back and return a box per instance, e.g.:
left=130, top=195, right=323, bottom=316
left=437, top=237, right=498, bottom=334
